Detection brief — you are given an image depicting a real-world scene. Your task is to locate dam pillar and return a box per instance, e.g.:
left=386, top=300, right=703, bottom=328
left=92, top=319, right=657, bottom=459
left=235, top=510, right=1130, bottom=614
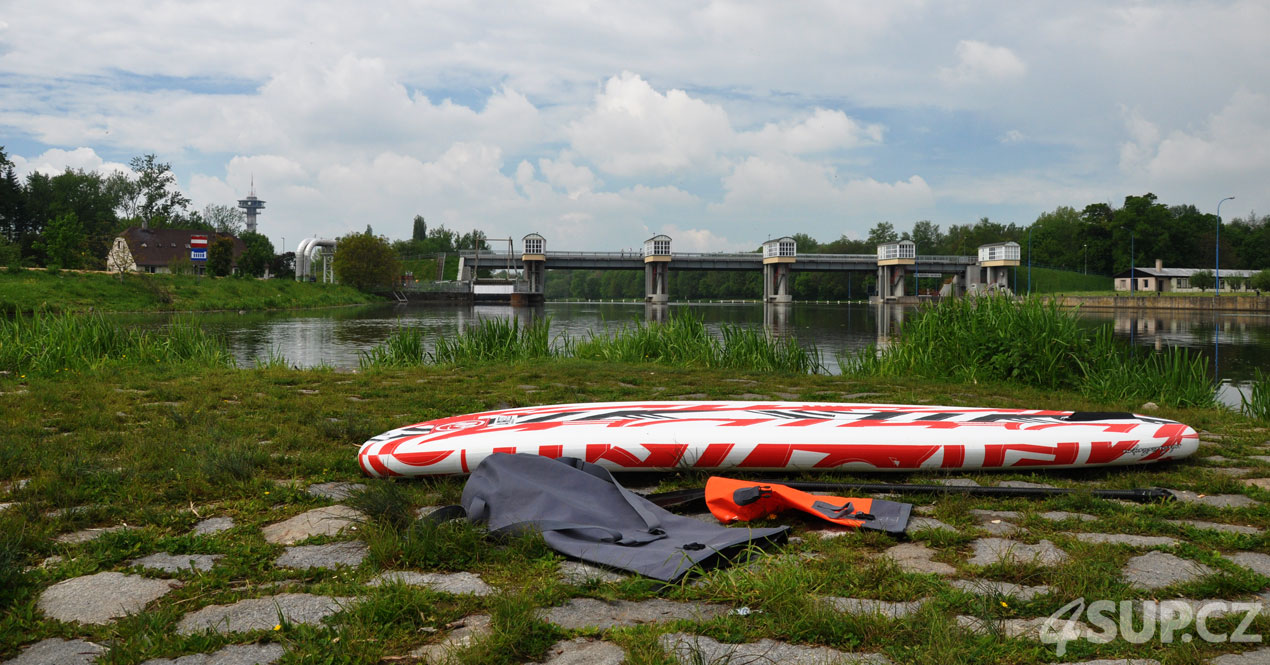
left=643, top=234, right=672, bottom=303
left=762, top=237, right=796, bottom=303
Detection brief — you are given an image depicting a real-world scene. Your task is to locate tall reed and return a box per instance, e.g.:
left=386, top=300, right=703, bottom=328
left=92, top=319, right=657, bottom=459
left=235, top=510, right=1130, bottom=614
left=0, top=311, right=234, bottom=375
left=838, top=295, right=1215, bottom=408
left=1240, top=369, right=1270, bottom=421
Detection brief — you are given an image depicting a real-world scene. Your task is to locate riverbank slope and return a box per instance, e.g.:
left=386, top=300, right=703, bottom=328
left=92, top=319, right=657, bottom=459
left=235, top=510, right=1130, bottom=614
left=0, top=269, right=382, bottom=314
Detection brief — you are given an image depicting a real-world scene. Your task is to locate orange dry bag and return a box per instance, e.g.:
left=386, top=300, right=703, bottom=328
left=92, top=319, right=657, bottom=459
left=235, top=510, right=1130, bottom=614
left=705, top=477, right=912, bottom=535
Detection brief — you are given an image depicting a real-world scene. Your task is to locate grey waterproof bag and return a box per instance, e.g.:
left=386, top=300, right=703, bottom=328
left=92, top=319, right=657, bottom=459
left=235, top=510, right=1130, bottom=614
left=459, top=453, right=788, bottom=582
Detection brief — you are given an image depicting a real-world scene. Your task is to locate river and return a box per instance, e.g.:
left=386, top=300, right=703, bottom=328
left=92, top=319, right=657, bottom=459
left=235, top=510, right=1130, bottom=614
left=155, top=301, right=1268, bottom=404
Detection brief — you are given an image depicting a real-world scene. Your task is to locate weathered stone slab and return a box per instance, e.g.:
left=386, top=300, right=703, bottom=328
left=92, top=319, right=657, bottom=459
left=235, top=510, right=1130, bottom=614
left=949, top=578, right=1052, bottom=601
left=274, top=541, right=367, bottom=570
left=1169, top=491, right=1259, bottom=508
left=261, top=505, right=364, bottom=545
left=191, top=517, right=235, bottom=536
left=937, top=478, right=980, bottom=487
left=1, top=638, right=107, bottom=665
left=54, top=525, right=131, bottom=544
left=998, top=481, right=1056, bottom=489
left=367, top=571, right=492, bottom=595
left=980, top=521, right=1019, bottom=536
left=306, top=482, right=366, bottom=501
left=129, top=552, right=222, bottom=573
left=537, top=598, right=728, bottom=630
left=1212, top=468, right=1254, bottom=477
left=659, top=632, right=891, bottom=665
left=37, top=572, right=176, bottom=625
left=409, top=614, right=492, bottom=661
left=967, top=538, right=1067, bottom=567
left=1065, top=533, right=1179, bottom=547
left=882, top=543, right=956, bottom=576
left=1242, top=478, right=1270, bottom=491
left=558, top=560, right=628, bottom=584
left=176, top=593, right=352, bottom=635
left=1122, top=551, right=1214, bottom=590
left=1166, top=519, right=1260, bottom=536
left=1248, top=456, right=1270, bottom=464
left=824, top=596, right=925, bottom=619
left=1211, top=648, right=1270, bottom=664
left=138, top=643, right=286, bottom=665
left=907, top=517, right=955, bottom=532
left=528, top=639, right=626, bottom=665
left=1039, top=511, right=1097, bottom=522
left=970, top=510, right=1022, bottom=521
left=1226, top=551, right=1270, bottom=577
left=956, top=615, right=1089, bottom=641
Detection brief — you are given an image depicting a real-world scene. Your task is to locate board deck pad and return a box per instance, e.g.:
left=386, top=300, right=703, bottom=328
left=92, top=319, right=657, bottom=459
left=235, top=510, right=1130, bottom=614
left=358, top=401, right=1198, bottom=477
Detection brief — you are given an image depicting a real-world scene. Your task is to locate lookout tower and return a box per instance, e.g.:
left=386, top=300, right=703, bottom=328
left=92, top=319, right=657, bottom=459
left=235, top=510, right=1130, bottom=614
left=762, top=236, right=796, bottom=303
left=643, top=234, right=672, bottom=303
left=237, top=178, right=266, bottom=234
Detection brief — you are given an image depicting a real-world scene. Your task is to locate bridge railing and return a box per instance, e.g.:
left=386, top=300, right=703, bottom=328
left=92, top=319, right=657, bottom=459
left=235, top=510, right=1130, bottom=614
left=457, top=250, right=978, bottom=263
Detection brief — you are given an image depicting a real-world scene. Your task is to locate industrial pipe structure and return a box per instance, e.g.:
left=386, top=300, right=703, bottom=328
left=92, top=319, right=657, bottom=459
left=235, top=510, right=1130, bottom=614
left=295, top=238, right=337, bottom=282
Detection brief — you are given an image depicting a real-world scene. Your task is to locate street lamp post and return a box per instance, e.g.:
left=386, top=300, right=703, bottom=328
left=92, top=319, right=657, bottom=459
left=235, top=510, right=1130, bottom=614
left=1216, top=196, right=1234, bottom=298
left=1083, top=244, right=1087, bottom=275
left=1027, top=226, right=1032, bottom=295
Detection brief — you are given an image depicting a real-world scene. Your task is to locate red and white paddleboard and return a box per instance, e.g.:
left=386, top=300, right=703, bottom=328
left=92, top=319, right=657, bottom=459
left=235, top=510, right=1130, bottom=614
left=358, top=401, right=1198, bottom=477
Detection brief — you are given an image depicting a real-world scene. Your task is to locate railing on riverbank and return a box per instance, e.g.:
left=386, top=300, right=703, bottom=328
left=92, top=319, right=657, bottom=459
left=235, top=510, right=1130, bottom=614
left=1054, top=295, right=1270, bottom=313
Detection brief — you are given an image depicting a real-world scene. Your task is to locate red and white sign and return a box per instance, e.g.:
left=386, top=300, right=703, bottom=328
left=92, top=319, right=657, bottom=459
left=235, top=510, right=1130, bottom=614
left=190, top=235, right=208, bottom=248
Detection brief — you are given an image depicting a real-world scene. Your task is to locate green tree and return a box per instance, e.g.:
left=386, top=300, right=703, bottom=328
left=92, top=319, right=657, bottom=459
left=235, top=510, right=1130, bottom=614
left=910, top=220, right=946, bottom=254
left=1251, top=269, right=1270, bottom=292
left=118, top=154, right=192, bottom=228
left=412, top=215, right=427, bottom=241
left=334, top=232, right=401, bottom=290
left=1189, top=269, right=1214, bottom=291
left=202, top=204, right=245, bottom=235
left=36, top=212, right=86, bottom=269
left=208, top=236, right=234, bottom=277
left=866, top=222, right=899, bottom=246
left=237, top=232, right=274, bottom=277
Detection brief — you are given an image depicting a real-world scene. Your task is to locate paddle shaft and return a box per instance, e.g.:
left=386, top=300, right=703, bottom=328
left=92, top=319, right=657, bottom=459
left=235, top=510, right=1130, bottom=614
left=645, top=481, right=1174, bottom=510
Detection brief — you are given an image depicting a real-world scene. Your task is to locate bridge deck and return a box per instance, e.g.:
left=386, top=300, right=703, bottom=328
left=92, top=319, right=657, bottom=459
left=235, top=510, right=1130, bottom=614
left=460, top=250, right=977, bottom=272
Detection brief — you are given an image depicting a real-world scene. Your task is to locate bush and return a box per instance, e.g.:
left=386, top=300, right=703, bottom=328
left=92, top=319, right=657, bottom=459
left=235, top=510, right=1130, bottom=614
left=334, top=233, right=401, bottom=290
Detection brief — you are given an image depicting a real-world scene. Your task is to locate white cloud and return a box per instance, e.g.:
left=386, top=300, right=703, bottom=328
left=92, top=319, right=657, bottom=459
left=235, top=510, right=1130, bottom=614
left=567, top=72, right=734, bottom=177
left=10, top=147, right=129, bottom=178
left=739, top=108, right=884, bottom=155
left=938, top=40, right=1027, bottom=85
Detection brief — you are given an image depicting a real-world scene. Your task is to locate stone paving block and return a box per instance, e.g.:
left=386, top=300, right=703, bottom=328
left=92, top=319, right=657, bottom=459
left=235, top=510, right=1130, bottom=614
left=274, top=541, right=367, bottom=570
left=823, top=596, right=926, bottom=619
left=970, top=510, right=1023, bottom=521
left=191, top=517, right=235, bottom=536
left=367, top=570, right=492, bottom=595
left=176, top=593, right=352, bottom=635
left=409, top=614, right=492, bottom=661
left=882, top=543, right=956, bottom=576
left=998, top=481, right=1056, bottom=489
left=1166, top=519, right=1260, bottom=536
left=558, top=560, right=628, bottom=584
left=537, top=598, right=728, bottom=630
left=659, top=632, right=891, bottom=665
left=1038, top=511, right=1097, bottom=522
left=1211, top=648, right=1270, bottom=665
left=949, top=578, right=1052, bottom=601
left=1213, top=468, right=1254, bottom=477
left=1248, top=456, right=1270, bottom=464
left=54, top=525, right=131, bottom=544
left=129, top=552, right=223, bottom=573
left=138, top=643, right=286, bottom=665
left=1226, top=551, right=1270, bottom=577
left=907, top=516, right=955, bottom=532
left=967, top=538, right=1068, bottom=567
left=1054, top=659, right=1160, bottom=665
left=937, top=478, right=980, bottom=487
left=1242, top=479, right=1270, bottom=491
left=37, top=571, right=177, bottom=625
left=527, top=638, right=626, bottom=665
left=1065, top=533, right=1179, bottom=547
left=306, top=482, right=366, bottom=501
left=1, top=638, right=107, bottom=665
left=980, top=521, right=1019, bottom=536
left=1169, top=491, right=1259, bottom=508
left=261, top=505, right=364, bottom=545
left=1122, top=551, right=1214, bottom=590
left=956, top=615, right=1089, bottom=641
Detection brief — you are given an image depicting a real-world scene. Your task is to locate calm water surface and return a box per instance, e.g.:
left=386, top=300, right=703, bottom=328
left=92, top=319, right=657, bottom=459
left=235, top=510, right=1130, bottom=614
left=151, top=302, right=1267, bottom=401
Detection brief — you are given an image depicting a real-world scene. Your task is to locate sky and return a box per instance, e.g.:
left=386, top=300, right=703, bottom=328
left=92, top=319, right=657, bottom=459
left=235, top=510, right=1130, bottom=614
left=2, top=1, right=1267, bottom=254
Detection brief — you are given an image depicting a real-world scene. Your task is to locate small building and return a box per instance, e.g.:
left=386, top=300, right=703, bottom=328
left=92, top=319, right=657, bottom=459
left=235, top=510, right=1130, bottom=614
left=107, top=227, right=246, bottom=275
left=1113, top=259, right=1259, bottom=293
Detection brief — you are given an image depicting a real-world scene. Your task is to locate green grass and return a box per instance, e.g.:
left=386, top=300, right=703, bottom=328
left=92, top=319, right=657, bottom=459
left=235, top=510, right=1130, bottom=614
left=0, top=362, right=1268, bottom=663
left=1240, top=370, right=1270, bottom=421
left=0, top=269, right=380, bottom=315
left=840, top=296, right=1216, bottom=408
left=1024, top=267, right=1113, bottom=294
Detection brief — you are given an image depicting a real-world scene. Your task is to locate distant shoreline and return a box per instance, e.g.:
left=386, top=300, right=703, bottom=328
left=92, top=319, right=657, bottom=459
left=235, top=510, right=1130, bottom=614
left=1052, top=294, right=1270, bottom=312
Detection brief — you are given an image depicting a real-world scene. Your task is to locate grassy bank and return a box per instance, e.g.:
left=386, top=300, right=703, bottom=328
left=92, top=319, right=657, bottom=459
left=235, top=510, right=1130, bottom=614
left=0, top=269, right=381, bottom=314
left=1021, top=266, right=1112, bottom=294
left=0, top=361, right=1267, bottom=664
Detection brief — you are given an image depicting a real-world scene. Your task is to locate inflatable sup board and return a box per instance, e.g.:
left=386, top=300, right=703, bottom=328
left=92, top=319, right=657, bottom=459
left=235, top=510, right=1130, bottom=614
left=358, top=401, right=1198, bottom=477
